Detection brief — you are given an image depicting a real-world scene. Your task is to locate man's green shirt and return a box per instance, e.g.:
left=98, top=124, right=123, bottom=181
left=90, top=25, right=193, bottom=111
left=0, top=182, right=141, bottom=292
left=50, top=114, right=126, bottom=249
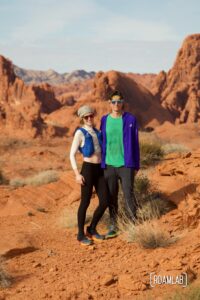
left=105, top=114, right=125, bottom=167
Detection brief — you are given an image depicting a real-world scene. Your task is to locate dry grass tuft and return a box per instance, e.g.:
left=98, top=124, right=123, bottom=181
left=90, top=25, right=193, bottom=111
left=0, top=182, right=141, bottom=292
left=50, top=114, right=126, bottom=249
left=118, top=178, right=178, bottom=248
left=118, top=207, right=178, bottom=248
left=162, top=143, right=191, bottom=154
left=140, top=141, right=164, bottom=168
left=10, top=170, right=60, bottom=188
left=0, top=259, right=12, bottom=289
left=0, top=170, right=9, bottom=185
left=134, top=220, right=178, bottom=249
left=58, top=207, right=93, bottom=229
left=169, top=285, right=200, bottom=300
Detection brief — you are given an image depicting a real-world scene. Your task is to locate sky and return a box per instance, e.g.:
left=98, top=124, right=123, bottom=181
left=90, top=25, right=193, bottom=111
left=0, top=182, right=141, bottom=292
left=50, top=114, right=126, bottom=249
left=0, top=0, right=200, bottom=73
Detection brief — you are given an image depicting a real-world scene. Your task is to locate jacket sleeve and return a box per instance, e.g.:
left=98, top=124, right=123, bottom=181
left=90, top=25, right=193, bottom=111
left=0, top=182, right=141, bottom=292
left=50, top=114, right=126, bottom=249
left=133, top=118, right=140, bottom=170
left=100, top=116, right=103, bottom=131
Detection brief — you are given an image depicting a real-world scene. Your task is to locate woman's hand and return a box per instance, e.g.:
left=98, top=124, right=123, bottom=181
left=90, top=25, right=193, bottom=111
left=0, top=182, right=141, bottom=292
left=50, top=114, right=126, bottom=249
left=76, top=174, right=85, bottom=185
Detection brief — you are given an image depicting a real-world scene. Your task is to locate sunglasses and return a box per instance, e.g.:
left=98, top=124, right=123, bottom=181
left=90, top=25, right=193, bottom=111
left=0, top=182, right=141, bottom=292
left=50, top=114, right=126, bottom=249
left=83, top=114, right=94, bottom=120
left=111, top=100, right=124, bottom=104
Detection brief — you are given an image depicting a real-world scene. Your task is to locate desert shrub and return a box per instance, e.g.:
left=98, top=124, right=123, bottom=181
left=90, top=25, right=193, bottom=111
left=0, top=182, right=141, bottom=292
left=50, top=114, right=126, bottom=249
left=134, top=175, right=176, bottom=219
left=118, top=177, right=177, bottom=247
left=10, top=170, right=60, bottom=188
left=0, top=259, right=12, bottom=288
left=118, top=208, right=178, bottom=248
left=0, top=138, right=33, bottom=151
left=140, top=141, right=164, bottom=168
left=137, top=193, right=176, bottom=221
left=58, top=207, right=93, bottom=229
left=162, top=143, right=190, bottom=154
left=36, top=207, right=47, bottom=213
left=0, top=170, right=9, bottom=185
left=169, top=286, right=200, bottom=300
left=134, top=175, right=150, bottom=196
left=99, top=209, right=110, bottom=227
left=134, top=220, right=178, bottom=249
left=117, top=207, right=137, bottom=242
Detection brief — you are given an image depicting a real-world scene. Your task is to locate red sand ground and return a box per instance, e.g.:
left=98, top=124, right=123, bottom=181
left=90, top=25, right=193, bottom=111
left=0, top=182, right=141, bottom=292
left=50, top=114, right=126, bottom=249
left=0, top=131, right=200, bottom=300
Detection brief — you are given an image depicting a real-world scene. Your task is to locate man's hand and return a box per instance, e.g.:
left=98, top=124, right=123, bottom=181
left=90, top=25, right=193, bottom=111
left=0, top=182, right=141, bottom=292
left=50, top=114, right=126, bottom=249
left=134, top=170, right=139, bottom=176
left=76, top=174, right=85, bottom=185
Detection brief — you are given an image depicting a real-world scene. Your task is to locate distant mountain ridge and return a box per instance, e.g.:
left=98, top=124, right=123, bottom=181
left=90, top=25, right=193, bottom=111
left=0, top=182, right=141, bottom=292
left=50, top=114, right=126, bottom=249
left=14, top=65, right=96, bottom=85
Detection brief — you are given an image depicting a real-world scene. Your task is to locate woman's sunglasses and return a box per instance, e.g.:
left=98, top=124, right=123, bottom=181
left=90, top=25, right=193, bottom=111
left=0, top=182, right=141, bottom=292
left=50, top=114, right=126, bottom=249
left=83, top=114, right=94, bottom=120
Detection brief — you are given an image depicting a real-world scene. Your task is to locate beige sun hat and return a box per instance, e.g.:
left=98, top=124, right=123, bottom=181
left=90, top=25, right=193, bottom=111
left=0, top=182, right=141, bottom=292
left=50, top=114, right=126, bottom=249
left=77, top=105, right=95, bottom=118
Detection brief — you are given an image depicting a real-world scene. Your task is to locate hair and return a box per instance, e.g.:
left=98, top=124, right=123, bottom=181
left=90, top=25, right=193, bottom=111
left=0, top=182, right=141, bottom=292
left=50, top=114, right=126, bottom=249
left=110, top=90, right=124, bottom=100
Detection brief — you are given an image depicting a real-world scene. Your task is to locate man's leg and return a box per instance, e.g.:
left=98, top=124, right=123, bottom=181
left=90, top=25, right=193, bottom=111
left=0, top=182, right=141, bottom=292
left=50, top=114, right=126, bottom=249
left=118, top=167, right=138, bottom=220
left=104, top=165, right=119, bottom=229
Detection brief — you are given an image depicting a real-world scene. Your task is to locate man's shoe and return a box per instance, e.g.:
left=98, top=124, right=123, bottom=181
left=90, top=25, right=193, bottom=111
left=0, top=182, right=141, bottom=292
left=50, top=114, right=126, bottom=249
left=105, top=229, right=118, bottom=239
left=86, top=226, right=105, bottom=242
left=78, top=236, right=93, bottom=246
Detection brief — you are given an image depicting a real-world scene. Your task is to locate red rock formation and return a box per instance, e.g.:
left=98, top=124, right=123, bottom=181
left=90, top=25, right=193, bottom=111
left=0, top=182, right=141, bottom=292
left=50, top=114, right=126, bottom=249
left=127, top=72, right=157, bottom=92
left=91, top=70, right=173, bottom=127
left=0, top=55, right=62, bottom=138
left=153, top=34, right=200, bottom=124
left=46, top=70, right=174, bottom=135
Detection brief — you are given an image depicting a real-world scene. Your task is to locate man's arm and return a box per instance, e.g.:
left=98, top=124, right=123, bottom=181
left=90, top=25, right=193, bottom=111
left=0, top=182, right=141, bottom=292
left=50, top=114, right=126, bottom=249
left=133, top=118, right=140, bottom=171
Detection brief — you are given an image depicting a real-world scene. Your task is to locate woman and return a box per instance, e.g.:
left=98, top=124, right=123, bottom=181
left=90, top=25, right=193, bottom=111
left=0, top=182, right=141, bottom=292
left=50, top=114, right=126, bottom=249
left=69, top=105, right=108, bottom=246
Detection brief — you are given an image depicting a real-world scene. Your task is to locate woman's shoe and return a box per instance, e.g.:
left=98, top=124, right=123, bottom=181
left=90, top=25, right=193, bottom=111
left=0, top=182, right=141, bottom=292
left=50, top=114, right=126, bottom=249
left=78, top=236, right=94, bottom=246
left=86, top=226, right=105, bottom=242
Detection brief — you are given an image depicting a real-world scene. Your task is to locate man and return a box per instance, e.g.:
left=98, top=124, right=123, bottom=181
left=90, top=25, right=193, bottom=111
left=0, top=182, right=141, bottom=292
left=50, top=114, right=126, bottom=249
left=100, top=90, right=140, bottom=238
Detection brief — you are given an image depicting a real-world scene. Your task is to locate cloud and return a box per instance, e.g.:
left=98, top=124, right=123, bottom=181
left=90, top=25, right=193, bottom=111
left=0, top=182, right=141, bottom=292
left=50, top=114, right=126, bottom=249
left=0, top=39, right=181, bottom=73
left=94, top=16, right=179, bottom=41
left=10, top=0, right=98, bottom=43
left=3, top=0, right=180, bottom=45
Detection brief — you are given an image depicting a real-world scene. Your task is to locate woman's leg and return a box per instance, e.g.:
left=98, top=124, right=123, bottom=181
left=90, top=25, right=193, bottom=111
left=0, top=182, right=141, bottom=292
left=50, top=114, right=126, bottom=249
left=89, top=167, right=108, bottom=231
left=77, top=162, right=93, bottom=240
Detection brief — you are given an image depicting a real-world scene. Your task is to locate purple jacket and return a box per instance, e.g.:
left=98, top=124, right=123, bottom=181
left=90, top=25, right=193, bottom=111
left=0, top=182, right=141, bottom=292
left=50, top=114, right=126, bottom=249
left=100, top=112, right=140, bottom=170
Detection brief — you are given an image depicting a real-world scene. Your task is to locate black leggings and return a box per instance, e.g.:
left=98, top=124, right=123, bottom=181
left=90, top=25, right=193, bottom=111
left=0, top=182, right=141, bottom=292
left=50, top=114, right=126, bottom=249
left=77, top=162, right=108, bottom=240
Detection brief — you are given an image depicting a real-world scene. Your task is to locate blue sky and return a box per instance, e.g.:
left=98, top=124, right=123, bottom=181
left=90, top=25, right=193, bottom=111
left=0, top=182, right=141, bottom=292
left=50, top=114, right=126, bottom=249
left=0, top=0, right=199, bottom=73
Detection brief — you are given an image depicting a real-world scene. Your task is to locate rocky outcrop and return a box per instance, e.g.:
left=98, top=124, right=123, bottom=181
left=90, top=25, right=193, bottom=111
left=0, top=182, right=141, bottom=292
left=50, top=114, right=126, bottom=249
left=0, top=56, right=63, bottom=138
left=153, top=34, right=200, bottom=124
left=45, top=70, right=174, bottom=135
left=91, top=70, right=173, bottom=127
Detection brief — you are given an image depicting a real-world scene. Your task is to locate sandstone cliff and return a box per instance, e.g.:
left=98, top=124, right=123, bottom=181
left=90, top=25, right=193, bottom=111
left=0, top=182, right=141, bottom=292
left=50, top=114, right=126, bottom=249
left=153, top=34, right=200, bottom=124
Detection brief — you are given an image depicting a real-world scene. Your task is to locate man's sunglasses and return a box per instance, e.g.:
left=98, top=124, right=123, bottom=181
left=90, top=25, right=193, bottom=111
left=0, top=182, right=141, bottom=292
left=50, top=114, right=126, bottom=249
left=111, top=100, right=124, bottom=104
left=83, top=114, right=94, bottom=120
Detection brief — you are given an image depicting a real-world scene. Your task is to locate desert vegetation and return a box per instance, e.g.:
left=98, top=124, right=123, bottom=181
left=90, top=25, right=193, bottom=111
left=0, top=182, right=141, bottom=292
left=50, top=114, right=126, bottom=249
left=169, top=285, right=200, bottom=300
left=9, top=170, right=60, bottom=187
left=0, top=170, right=9, bottom=185
left=0, top=258, right=12, bottom=289
left=118, top=175, right=177, bottom=248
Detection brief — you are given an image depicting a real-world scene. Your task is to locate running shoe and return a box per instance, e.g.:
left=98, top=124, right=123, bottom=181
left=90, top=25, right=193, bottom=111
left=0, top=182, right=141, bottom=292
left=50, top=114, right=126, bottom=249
left=78, top=236, right=93, bottom=246
left=105, top=225, right=118, bottom=239
left=86, top=226, right=105, bottom=242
